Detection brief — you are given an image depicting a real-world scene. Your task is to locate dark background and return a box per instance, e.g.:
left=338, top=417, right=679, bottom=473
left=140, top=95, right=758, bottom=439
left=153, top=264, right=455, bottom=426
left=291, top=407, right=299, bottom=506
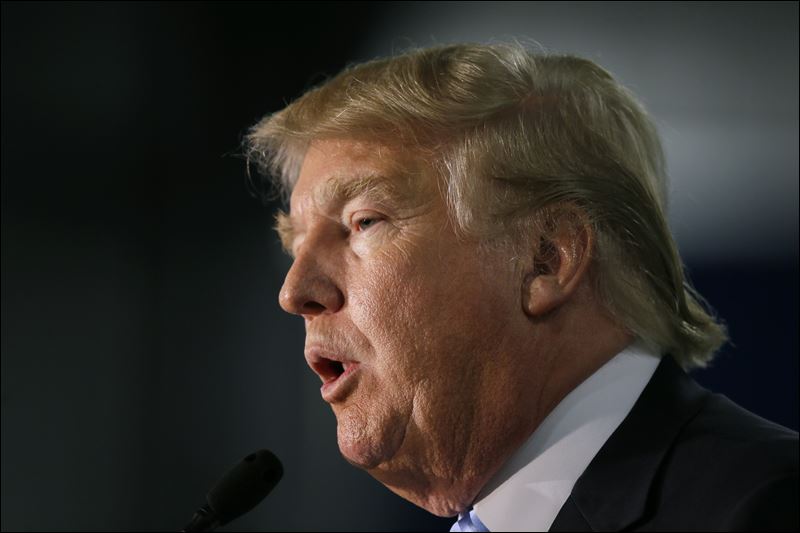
left=2, top=2, right=797, bottom=531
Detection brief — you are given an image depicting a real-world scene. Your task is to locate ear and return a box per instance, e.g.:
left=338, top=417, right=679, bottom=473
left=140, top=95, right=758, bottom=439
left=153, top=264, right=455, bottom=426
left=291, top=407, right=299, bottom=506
left=522, top=207, right=594, bottom=317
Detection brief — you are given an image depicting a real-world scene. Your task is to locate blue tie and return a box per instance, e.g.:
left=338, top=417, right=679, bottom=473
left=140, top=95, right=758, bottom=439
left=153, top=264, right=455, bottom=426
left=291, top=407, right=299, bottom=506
left=450, top=508, right=489, bottom=532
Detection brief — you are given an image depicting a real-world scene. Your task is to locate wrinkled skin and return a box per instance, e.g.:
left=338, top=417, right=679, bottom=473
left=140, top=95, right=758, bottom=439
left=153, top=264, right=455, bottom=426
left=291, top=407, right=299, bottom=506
left=278, top=139, right=631, bottom=516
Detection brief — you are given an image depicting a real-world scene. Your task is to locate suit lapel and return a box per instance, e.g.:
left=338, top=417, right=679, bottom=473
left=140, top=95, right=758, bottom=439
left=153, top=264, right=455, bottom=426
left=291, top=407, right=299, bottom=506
left=549, top=356, right=711, bottom=531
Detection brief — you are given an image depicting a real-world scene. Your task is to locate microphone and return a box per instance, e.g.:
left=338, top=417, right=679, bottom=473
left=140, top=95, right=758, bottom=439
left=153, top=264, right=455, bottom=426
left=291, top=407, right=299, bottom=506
left=182, top=449, right=283, bottom=532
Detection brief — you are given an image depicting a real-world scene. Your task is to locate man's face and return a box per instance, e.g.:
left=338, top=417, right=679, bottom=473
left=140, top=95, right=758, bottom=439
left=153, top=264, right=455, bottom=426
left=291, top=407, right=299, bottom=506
left=278, top=139, right=526, bottom=489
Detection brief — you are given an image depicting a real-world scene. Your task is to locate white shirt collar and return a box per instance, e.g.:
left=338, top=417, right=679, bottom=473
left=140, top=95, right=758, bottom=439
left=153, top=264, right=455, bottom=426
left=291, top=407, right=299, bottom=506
left=472, top=340, right=662, bottom=532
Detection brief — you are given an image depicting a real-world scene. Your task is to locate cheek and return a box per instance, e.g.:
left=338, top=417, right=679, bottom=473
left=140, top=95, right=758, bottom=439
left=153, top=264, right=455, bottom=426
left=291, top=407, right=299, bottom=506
left=347, top=237, right=516, bottom=386
left=345, top=263, right=430, bottom=391
left=354, top=278, right=420, bottom=378
left=349, top=247, right=419, bottom=336
left=350, top=256, right=471, bottom=371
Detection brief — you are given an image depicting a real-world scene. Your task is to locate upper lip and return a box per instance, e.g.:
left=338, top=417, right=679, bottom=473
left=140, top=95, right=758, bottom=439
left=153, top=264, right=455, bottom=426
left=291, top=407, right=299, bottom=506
left=305, top=344, right=360, bottom=383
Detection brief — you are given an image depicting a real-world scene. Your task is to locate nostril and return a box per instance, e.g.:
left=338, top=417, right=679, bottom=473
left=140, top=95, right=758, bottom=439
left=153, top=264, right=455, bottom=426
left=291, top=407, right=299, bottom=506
left=302, top=302, right=327, bottom=314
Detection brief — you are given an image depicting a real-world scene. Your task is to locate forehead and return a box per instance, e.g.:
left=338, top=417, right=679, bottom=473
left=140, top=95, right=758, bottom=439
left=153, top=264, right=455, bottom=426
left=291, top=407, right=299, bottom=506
left=290, top=139, right=429, bottom=211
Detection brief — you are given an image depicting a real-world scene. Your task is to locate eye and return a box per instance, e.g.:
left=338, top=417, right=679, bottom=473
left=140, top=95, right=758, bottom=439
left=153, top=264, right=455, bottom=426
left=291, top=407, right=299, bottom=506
left=356, top=217, right=378, bottom=231
left=350, top=212, right=384, bottom=233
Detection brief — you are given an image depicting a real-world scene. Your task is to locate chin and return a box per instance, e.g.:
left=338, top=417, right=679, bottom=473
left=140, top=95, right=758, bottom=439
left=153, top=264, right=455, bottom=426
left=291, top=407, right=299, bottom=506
left=336, top=418, right=404, bottom=471
left=335, top=402, right=407, bottom=470
left=338, top=438, right=386, bottom=470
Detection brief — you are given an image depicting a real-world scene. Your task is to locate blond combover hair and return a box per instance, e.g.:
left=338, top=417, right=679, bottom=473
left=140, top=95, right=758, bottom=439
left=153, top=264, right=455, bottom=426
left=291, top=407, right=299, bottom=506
left=244, top=42, right=727, bottom=369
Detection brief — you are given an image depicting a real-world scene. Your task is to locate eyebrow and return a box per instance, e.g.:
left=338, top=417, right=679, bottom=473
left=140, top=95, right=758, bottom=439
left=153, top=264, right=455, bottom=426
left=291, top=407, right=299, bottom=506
left=275, top=173, right=417, bottom=254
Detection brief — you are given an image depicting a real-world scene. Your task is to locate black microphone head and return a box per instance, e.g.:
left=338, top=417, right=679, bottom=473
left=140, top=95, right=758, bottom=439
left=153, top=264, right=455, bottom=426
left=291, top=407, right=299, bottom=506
left=206, top=449, right=283, bottom=526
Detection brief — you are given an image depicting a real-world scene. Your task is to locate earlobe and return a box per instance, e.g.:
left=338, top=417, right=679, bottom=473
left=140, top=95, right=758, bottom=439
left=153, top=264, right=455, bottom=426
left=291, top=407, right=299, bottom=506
left=521, top=209, right=594, bottom=318
left=522, top=272, right=565, bottom=317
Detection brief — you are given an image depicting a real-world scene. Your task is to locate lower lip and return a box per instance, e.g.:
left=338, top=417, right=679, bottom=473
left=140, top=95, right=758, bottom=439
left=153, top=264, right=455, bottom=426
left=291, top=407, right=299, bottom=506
left=320, top=363, right=360, bottom=402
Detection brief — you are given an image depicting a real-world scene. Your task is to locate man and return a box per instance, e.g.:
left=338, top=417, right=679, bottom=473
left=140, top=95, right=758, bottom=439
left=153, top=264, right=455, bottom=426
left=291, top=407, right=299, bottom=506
left=244, top=43, right=798, bottom=531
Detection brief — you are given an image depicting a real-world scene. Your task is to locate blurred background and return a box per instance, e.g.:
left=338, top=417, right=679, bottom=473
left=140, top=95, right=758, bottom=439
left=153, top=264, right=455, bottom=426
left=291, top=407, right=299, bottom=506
left=2, top=2, right=797, bottom=531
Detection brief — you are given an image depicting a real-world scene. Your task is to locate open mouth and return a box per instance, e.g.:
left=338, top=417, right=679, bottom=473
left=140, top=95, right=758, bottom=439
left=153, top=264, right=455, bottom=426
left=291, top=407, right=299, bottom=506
left=305, top=347, right=361, bottom=402
left=311, top=357, right=358, bottom=384
left=314, top=358, right=346, bottom=383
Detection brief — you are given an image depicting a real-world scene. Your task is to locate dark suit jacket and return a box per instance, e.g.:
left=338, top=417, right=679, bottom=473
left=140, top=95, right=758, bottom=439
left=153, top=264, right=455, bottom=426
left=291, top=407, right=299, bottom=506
left=549, top=355, right=798, bottom=532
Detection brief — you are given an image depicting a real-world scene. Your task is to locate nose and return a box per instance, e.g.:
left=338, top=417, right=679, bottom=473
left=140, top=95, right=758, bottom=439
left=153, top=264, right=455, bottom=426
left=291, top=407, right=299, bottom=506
left=279, top=243, right=344, bottom=319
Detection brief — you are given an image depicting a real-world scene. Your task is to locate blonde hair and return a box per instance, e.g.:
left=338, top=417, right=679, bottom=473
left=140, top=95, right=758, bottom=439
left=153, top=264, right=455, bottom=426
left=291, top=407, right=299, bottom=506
left=244, top=42, right=727, bottom=369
